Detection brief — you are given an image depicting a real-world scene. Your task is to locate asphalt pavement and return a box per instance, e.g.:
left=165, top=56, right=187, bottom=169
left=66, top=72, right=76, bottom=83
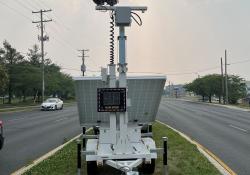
left=157, top=98, right=250, bottom=175
left=1, top=99, right=250, bottom=175
left=0, top=105, right=81, bottom=175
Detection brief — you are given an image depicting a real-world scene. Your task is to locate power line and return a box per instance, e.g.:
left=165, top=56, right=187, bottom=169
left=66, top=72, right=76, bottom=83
left=230, top=59, right=250, bottom=65
left=48, top=33, right=76, bottom=53
left=32, top=0, right=47, bottom=9
left=36, top=0, right=51, bottom=9
left=28, top=0, right=71, bottom=31
left=0, top=1, right=32, bottom=21
left=26, top=0, right=40, bottom=10
left=14, top=0, right=33, bottom=12
left=38, top=0, right=72, bottom=30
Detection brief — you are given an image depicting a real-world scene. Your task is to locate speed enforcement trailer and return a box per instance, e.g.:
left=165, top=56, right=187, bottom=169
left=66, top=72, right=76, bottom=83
left=74, top=2, right=168, bottom=175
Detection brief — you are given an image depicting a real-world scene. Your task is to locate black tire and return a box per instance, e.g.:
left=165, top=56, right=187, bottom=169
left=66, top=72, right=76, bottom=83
left=61, top=105, right=63, bottom=110
left=141, top=124, right=149, bottom=133
left=93, top=126, right=100, bottom=135
left=87, top=161, right=98, bottom=175
left=139, top=159, right=155, bottom=174
left=0, top=134, right=4, bottom=150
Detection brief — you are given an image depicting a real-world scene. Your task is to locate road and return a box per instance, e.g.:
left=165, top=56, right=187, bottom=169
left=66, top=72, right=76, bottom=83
left=0, top=99, right=249, bottom=175
left=0, top=105, right=81, bottom=175
left=157, top=98, right=250, bottom=175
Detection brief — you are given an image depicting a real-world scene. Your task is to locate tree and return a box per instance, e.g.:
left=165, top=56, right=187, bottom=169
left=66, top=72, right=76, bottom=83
left=184, top=74, right=246, bottom=104
left=0, top=65, right=8, bottom=103
left=0, top=65, right=8, bottom=90
left=0, top=40, right=24, bottom=103
left=184, top=77, right=208, bottom=101
left=27, top=44, right=41, bottom=66
left=12, top=63, right=41, bottom=102
left=44, top=59, right=74, bottom=99
left=227, top=75, right=246, bottom=104
left=0, top=40, right=75, bottom=104
left=202, top=74, right=222, bottom=103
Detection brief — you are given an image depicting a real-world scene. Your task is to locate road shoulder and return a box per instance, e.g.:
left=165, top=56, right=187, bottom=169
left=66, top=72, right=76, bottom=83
left=157, top=120, right=236, bottom=175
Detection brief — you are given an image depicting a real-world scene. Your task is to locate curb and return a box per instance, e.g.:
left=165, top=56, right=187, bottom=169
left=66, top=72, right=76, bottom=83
left=0, top=106, right=39, bottom=113
left=11, top=128, right=90, bottom=175
left=156, top=120, right=237, bottom=175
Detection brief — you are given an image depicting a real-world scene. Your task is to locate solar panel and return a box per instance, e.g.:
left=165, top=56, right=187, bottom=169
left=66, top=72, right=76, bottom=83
left=74, top=76, right=166, bottom=126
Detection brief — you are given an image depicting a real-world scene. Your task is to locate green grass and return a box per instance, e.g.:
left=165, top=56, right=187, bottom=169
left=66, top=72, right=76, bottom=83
left=232, top=103, right=250, bottom=109
left=23, top=122, right=221, bottom=175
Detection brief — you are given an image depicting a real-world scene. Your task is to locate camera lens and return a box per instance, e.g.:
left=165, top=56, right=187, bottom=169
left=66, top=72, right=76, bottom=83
left=93, top=0, right=105, bottom=6
left=93, top=0, right=118, bottom=6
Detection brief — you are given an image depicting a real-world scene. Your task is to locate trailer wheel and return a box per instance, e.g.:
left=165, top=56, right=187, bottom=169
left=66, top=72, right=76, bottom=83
left=139, top=159, right=155, bottom=174
left=0, top=134, right=4, bottom=150
left=87, top=161, right=98, bottom=175
left=93, top=126, right=100, bottom=135
left=141, top=124, right=149, bottom=133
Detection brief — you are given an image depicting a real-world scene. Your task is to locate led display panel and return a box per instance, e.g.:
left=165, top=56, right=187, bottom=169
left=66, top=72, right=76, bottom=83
left=97, top=88, right=126, bottom=112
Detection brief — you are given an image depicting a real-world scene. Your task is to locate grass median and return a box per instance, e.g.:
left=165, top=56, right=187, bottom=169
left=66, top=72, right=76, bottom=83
left=23, top=122, right=221, bottom=175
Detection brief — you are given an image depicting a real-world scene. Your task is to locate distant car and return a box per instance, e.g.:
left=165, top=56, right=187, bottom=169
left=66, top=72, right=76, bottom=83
left=0, top=120, right=4, bottom=150
left=41, top=98, right=63, bottom=111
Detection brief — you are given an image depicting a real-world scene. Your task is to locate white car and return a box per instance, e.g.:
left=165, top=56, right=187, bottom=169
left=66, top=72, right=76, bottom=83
left=41, top=98, right=63, bottom=111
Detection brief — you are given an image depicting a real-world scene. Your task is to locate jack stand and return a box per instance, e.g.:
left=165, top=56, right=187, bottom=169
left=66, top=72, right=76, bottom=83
left=163, top=137, right=168, bottom=175
left=77, top=139, right=81, bottom=175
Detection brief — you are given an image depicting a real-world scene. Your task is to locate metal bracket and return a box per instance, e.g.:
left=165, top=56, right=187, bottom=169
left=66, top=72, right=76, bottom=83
left=118, top=63, right=128, bottom=73
left=96, top=6, right=147, bottom=13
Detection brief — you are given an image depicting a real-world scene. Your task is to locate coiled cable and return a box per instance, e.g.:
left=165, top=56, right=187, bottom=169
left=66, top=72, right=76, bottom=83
left=110, top=12, right=115, bottom=64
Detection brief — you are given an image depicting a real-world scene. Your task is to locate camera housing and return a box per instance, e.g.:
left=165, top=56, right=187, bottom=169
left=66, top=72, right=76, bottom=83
left=92, top=0, right=118, bottom=6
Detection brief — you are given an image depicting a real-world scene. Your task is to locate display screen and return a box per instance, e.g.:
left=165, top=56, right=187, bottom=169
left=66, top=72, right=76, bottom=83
left=97, top=88, right=126, bottom=112
left=103, top=91, right=121, bottom=106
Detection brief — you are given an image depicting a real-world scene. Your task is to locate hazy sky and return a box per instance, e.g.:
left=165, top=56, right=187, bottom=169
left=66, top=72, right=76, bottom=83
left=0, top=0, right=250, bottom=84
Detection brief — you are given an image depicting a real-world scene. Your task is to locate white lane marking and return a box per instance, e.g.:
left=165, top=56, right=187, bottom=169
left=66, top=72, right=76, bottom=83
left=54, top=117, right=68, bottom=123
left=229, top=124, right=248, bottom=132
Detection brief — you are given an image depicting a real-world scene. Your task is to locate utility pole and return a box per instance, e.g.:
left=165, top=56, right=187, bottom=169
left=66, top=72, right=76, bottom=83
left=32, top=9, right=52, bottom=102
left=221, top=57, right=225, bottom=104
left=169, top=81, right=171, bottom=97
left=171, top=83, right=174, bottom=97
left=225, top=50, right=229, bottom=104
left=78, top=49, right=89, bottom=76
